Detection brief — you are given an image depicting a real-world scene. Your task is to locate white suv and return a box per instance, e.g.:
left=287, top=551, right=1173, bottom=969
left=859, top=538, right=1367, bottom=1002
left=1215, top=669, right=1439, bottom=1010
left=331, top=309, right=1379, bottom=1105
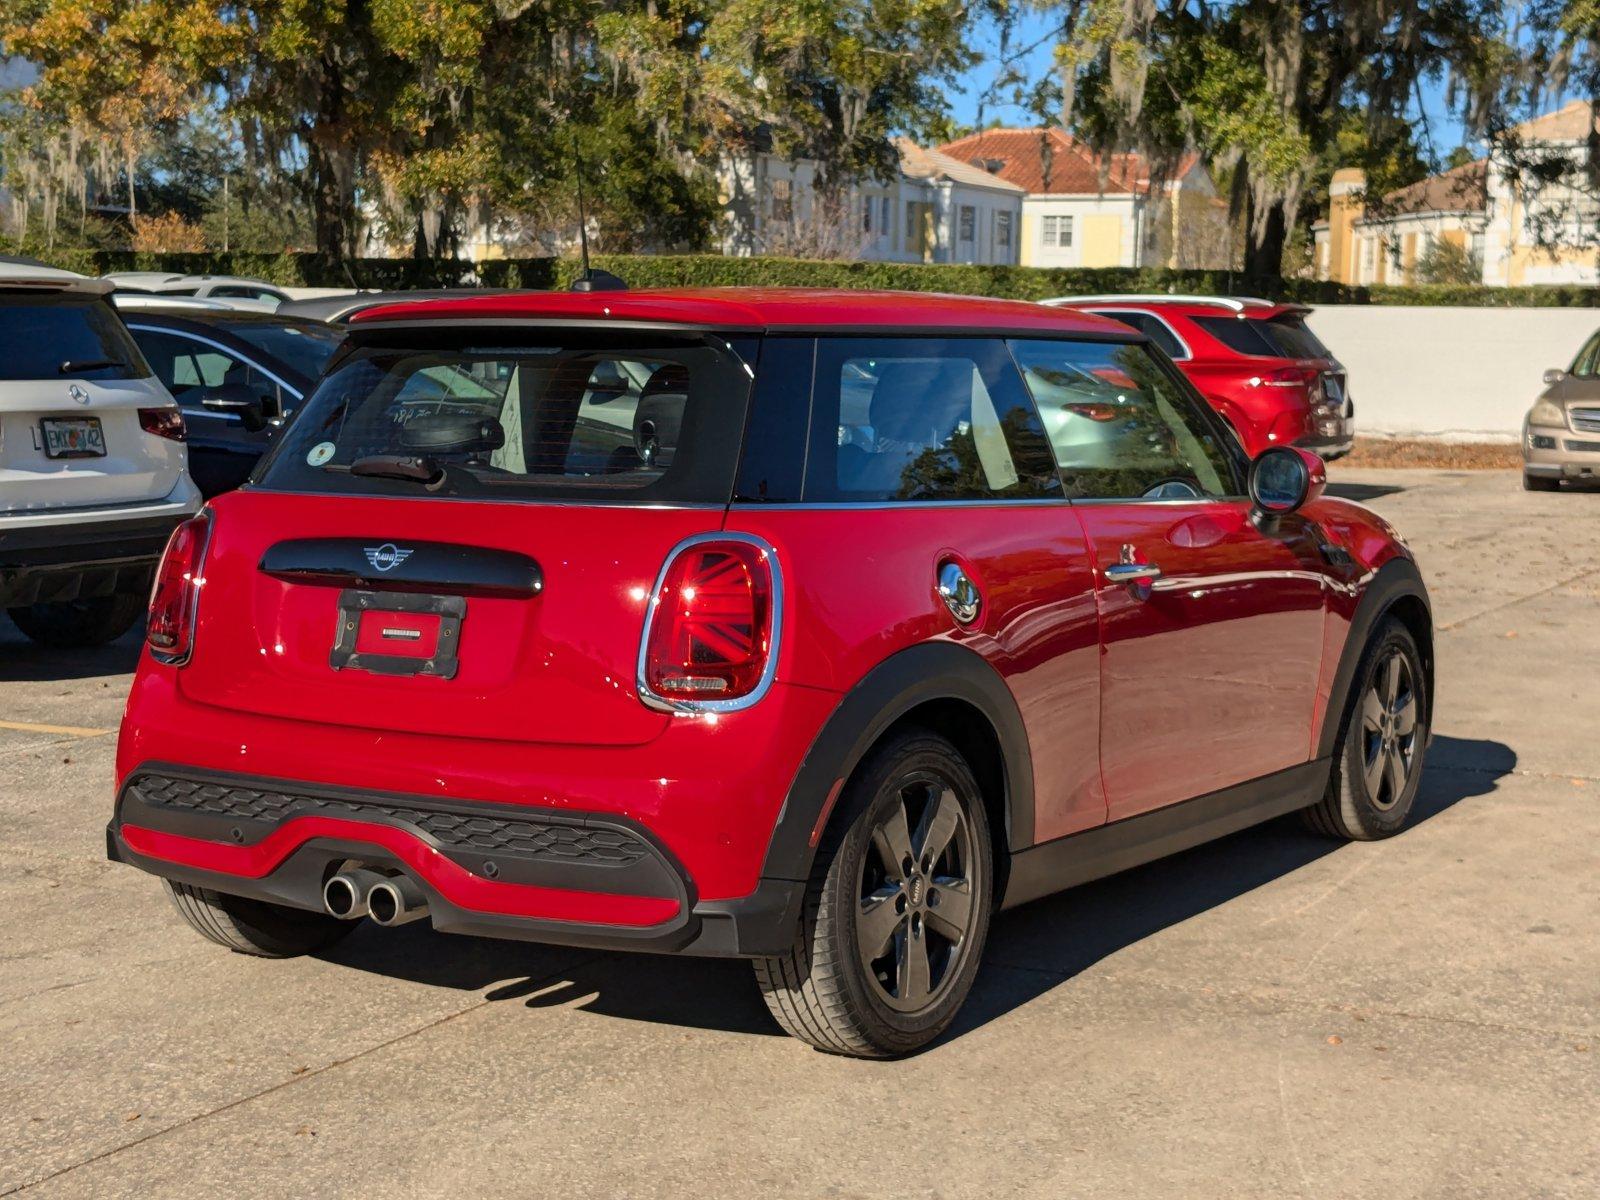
left=0, top=261, right=201, bottom=646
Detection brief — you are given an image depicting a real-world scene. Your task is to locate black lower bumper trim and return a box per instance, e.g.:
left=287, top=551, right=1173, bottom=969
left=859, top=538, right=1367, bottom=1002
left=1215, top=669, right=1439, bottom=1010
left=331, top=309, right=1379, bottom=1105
left=109, top=763, right=805, bottom=958
left=0, top=512, right=181, bottom=606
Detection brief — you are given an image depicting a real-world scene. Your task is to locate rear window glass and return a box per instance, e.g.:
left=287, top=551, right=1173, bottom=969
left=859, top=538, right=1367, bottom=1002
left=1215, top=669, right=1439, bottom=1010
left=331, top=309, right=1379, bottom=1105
left=1260, top=315, right=1330, bottom=359
left=225, top=320, right=342, bottom=381
left=255, top=332, right=756, bottom=504
left=1191, top=315, right=1280, bottom=357
left=0, top=293, right=151, bottom=381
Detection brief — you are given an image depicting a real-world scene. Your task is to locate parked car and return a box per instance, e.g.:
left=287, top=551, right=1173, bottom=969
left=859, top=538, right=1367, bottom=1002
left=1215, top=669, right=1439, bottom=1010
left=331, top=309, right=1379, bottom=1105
left=276, top=288, right=514, bottom=324
left=104, top=272, right=290, bottom=311
left=109, top=288, right=1433, bottom=1057
left=1522, top=330, right=1600, bottom=490
left=1042, top=295, right=1355, bottom=461
left=121, top=306, right=343, bottom=495
left=0, top=262, right=200, bottom=646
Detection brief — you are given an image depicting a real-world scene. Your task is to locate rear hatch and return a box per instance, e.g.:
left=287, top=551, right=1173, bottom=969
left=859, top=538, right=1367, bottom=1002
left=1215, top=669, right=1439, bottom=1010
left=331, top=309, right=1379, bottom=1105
left=178, top=324, right=756, bottom=747
left=0, top=287, right=184, bottom=514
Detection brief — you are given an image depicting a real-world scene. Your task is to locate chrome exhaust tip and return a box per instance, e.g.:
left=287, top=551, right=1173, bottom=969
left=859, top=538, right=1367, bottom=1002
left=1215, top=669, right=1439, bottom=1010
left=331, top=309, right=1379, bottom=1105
left=367, top=874, right=428, bottom=927
left=323, top=869, right=385, bottom=919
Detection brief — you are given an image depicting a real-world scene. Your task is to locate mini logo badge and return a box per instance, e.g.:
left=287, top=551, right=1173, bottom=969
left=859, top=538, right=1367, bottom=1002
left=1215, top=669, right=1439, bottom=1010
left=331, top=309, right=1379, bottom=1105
left=68, top=385, right=90, bottom=405
left=363, top=544, right=414, bottom=572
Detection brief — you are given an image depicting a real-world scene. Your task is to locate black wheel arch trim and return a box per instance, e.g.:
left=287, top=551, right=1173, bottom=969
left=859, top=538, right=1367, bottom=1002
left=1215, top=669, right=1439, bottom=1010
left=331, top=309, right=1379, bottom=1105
left=1317, top=556, right=1433, bottom=762
left=758, top=641, right=1035, bottom=886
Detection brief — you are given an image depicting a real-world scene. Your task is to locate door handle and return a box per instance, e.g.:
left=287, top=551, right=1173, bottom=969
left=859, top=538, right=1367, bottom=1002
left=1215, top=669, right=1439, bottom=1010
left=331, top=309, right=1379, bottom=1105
left=1104, top=562, right=1162, bottom=586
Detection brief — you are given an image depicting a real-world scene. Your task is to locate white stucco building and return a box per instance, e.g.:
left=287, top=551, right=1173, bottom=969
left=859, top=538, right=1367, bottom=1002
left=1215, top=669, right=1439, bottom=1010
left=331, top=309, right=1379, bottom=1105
left=717, top=137, right=1025, bottom=265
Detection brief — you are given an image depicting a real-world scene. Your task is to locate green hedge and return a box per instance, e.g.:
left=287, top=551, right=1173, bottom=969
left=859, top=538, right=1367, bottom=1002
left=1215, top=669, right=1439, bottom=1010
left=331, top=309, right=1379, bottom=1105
left=18, top=246, right=1600, bottom=305
left=551, top=253, right=1375, bottom=303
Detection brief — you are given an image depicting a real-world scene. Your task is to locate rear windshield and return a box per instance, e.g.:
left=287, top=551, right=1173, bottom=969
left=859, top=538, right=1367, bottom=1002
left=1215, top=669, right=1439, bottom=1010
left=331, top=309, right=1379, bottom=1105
left=226, top=320, right=342, bottom=381
left=255, top=331, right=756, bottom=503
left=1193, top=313, right=1329, bottom=360
left=0, top=292, right=151, bottom=381
left=1260, top=315, right=1330, bottom=359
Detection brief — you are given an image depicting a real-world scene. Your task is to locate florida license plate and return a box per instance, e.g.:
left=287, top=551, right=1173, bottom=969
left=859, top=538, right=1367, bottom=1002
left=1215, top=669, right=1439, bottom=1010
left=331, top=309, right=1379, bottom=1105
left=40, top=417, right=107, bottom=459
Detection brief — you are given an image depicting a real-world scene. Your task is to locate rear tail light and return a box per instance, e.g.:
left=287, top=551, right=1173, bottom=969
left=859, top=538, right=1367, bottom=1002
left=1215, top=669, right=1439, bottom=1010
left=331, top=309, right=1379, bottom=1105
left=138, top=406, right=187, bottom=441
left=639, top=535, right=780, bottom=712
left=147, top=511, right=212, bottom=665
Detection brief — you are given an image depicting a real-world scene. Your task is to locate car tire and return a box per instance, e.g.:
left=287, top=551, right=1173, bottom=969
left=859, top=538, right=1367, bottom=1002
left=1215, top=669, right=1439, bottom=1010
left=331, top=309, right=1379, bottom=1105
left=8, top=593, right=145, bottom=648
left=1523, top=472, right=1561, bottom=492
left=164, top=880, right=358, bottom=958
left=1303, top=616, right=1429, bottom=841
left=754, top=729, right=993, bottom=1058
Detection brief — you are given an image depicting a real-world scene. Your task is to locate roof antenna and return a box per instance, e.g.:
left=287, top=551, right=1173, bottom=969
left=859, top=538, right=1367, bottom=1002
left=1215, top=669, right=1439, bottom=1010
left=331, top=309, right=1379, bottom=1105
left=569, top=151, right=627, bottom=293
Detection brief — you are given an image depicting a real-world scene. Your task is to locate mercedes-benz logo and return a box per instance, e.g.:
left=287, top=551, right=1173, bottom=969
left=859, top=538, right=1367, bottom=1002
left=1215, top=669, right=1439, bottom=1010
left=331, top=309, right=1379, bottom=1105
left=68, top=384, right=90, bottom=405
left=363, top=544, right=414, bottom=572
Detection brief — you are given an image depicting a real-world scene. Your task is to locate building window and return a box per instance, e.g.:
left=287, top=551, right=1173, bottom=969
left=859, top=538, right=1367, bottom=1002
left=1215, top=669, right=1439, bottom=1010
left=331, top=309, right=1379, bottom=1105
left=862, top=195, right=873, bottom=233
left=996, top=211, right=1013, bottom=249
left=959, top=206, right=976, bottom=243
left=881, top=197, right=892, bottom=235
left=771, top=179, right=792, bottom=225
left=1041, top=215, right=1072, bottom=248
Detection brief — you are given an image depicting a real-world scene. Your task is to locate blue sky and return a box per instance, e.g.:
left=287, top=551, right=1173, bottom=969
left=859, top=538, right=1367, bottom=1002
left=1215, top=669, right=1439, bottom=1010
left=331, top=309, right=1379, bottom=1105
left=947, top=10, right=1475, bottom=162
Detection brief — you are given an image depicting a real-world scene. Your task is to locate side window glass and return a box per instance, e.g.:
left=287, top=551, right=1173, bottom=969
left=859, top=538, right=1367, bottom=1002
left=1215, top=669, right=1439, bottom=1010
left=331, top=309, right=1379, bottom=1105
left=1095, top=313, right=1186, bottom=360
left=1571, top=332, right=1600, bottom=377
left=806, top=337, right=1060, bottom=502
left=1009, top=338, right=1243, bottom=501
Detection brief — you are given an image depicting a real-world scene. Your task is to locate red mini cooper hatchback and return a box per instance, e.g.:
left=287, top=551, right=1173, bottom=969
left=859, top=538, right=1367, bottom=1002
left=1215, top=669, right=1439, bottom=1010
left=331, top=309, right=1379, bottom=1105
left=112, top=288, right=1431, bottom=1057
left=1042, top=295, right=1355, bottom=461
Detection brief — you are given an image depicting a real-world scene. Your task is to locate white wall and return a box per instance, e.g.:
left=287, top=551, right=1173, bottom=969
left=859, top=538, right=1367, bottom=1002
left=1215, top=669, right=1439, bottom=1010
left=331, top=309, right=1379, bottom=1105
left=1308, top=305, right=1600, bottom=440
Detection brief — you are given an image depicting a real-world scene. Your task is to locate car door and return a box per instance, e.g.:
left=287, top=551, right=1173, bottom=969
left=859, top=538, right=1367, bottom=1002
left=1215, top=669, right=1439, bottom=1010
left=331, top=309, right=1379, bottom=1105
left=128, top=326, right=295, bottom=496
left=727, top=335, right=1108, bottom=844
left=1010, top=336, right=1332, bottom=822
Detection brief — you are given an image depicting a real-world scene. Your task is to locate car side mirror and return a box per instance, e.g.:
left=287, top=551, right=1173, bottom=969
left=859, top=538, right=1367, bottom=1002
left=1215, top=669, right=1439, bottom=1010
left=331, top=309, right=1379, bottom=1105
left=200, top=382, right=270, bottom=432
left=1249, top=446, right=1325, bottom=530
left=1544, top=368, right=1567, bottom=385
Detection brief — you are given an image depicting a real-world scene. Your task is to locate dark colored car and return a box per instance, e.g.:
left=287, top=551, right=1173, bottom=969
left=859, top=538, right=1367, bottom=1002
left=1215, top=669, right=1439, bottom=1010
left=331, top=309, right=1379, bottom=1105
left=1044, top=295, right=1356, bottom=461
left=110, top=288, right=1433, bottom=1058
left=122, top=308, right=343, bottom=495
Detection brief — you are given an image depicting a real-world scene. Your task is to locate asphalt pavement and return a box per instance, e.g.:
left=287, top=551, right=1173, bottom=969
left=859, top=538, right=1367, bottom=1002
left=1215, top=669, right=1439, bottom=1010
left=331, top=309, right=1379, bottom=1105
left=1, top=468, right=1595, bottom=1199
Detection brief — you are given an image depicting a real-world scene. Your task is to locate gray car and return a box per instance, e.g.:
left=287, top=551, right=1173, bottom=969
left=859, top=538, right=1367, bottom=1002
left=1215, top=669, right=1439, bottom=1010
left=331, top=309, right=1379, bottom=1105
left=1524, top=329, right=1600, bottom=490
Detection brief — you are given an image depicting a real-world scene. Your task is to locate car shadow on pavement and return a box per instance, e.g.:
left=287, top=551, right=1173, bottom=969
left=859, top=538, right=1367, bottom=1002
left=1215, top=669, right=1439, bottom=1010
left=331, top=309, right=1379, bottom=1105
left=0, top=616, right=144, bottom=682
left=1326, top=481, right=1409, bottom=502
left=322, top=734, right=1515, bottom=1050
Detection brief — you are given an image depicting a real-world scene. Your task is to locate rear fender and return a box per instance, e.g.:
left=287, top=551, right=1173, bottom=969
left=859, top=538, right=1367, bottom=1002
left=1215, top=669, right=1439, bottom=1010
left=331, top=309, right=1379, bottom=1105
left=758, top=642, right=1035, bottom=887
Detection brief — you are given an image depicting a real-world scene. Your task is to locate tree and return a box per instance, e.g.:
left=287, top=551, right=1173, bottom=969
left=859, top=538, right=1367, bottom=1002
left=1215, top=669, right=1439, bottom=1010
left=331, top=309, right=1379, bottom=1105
left=1414, top=236, right=1483, bottom=283
left=1022, top=0, right=1501, bottom=276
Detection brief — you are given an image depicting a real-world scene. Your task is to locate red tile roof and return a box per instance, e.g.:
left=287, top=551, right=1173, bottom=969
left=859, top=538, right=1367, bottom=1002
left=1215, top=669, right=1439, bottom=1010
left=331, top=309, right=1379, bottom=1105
left=935, top=128, right=1201, bottom=196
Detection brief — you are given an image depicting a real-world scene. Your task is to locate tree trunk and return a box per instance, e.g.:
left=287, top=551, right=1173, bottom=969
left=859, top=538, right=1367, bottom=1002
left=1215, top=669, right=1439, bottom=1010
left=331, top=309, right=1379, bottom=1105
left=309, top=60, right=360, bottom=280
left=1244, top=201, right=1288, bottom=281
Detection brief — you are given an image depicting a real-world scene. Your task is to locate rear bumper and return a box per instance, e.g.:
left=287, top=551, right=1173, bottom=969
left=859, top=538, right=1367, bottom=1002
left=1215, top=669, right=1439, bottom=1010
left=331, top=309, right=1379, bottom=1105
left=109, top=763, right=809, bottom=957
left=0, top=487, right=201, bottom=607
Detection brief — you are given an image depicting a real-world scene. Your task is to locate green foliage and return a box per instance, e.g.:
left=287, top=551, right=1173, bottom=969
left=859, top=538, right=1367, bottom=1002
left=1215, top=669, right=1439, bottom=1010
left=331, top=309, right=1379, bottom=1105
left=18, top=243, right=1600, bottom=305
left=1414, top=239, right=1485, bottom=286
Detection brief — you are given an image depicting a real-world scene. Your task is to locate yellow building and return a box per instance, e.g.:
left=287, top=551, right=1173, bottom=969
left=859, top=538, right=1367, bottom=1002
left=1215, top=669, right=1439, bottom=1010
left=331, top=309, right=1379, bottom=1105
left=1315, top=100, right=1600, bottom=287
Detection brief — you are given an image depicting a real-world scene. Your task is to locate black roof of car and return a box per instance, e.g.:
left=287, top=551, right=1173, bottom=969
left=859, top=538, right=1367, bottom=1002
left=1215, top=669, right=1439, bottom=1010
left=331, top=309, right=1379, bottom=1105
left=276, top=288, right=515, bottom=323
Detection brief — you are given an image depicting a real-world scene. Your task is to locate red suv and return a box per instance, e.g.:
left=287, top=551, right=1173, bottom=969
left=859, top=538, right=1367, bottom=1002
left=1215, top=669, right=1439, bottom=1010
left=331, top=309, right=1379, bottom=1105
left=111, top=288, right=1430, bottom=1057
left=1044, top=295, right=1355, bottom=460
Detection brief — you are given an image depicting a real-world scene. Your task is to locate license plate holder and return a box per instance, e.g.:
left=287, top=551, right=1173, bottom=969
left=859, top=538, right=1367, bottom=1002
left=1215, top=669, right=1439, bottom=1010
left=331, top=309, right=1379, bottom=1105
left=330, top=589, right=465, bottom=679
left=40, top=417, right=107, bottom=459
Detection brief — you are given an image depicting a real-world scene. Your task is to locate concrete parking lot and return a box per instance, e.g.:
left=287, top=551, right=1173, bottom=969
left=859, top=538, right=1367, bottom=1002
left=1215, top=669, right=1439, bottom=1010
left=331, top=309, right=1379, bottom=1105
left=2, top=468, right=1596, bottom=1199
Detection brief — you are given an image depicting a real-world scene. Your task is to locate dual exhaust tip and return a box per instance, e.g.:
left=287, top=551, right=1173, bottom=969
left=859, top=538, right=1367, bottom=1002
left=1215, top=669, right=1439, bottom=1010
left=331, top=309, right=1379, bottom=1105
left=323, top=868, right=428, bottom=926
